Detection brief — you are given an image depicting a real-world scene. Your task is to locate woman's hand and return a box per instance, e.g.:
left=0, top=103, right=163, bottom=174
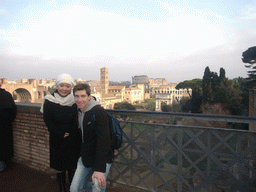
left=64, top=132, right=69, bottom=138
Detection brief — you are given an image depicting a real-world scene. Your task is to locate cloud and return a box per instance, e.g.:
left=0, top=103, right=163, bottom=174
left=5, top=4, right=226, bottom=62
left=240, top=4, right=256, bottom=19
left=0, top=8, right=7, bottom=14
left=1, top=1, right=253, bottom=82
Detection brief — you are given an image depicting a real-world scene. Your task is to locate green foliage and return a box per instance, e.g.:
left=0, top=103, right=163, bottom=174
left=114, top=102, right=136, bottom=110
left=242, top=46, right=256, bottom=88
left=161, top=103, right=171, bottom=112
left=195, top=67, right=248, bottom=116
left=175, top=78, right=202, bottom=98
left=202, top=67, right=233, bottom=105
left=175, top=78, right=203, bottom=113
left=202, top=66, right=215, bottom=103
left=232, top=77, right=249, bottom=115
left=242, top=46, right=256, bottom=64
left=219, top=67, right=225, bottom=80
left=133, top=98, right=156, bottom=111
left=180, top=97, right=191, bottom=112
left=176, top=79, right=202, bottom=89
left=161, top=101, right=182, bottom=112
left=191, top=85, right=203, bottom=113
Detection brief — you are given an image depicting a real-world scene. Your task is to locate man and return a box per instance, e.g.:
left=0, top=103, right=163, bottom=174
left=70, top=83, right=113, bottom=192
left=0, top=83, right=16, bottom=172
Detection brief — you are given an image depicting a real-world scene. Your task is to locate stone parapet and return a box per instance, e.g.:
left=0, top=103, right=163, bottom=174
left=12, top=103, right=54, bottom=174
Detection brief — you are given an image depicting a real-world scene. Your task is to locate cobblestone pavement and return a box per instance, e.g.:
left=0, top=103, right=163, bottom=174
left=0, top=162, right=147, bottom=192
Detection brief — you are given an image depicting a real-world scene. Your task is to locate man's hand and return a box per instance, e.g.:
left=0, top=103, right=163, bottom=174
left=64, top=132, right=69, bottom=138
left=92, top=171, right=105, bottom=187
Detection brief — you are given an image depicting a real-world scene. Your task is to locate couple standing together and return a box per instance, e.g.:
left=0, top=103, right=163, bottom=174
left=40, top=74, right=113, bottom=192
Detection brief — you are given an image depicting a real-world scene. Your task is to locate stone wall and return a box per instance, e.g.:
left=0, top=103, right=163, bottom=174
left=12, top=103, right=54, bottom=174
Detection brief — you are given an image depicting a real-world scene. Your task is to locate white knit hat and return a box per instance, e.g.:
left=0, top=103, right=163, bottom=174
left=55, top=74, right=74, bottom=87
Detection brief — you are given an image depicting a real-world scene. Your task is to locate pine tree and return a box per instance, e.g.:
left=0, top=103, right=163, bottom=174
left=242, top=46, right=256, bottom=88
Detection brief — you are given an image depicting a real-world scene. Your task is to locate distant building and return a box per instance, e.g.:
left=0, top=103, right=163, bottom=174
left=38, top=78, right=55, bottom=89
left=149, top=78, right=168, bottom=86
left=21, top=78, right=29, bottom=84
left=124, top=84, right=144, bottom=104
left=108, top=86, right=126, bottom=100
left=132, top=75, right=149, bottom=84
left=75, top=78, right=87, bottom=84
left=100, top=67, right=109, bottom=95
left=155, top=86, right=192, bottom=111
left=1, top=78, right=49, bottom=103
left=109, top=81, right=131, bottom=87
left=132, top=75, right=150, bottom=95
left=99, top=68, right=145, bottom=108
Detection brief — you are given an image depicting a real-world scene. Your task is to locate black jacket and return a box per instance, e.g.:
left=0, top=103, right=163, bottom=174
left=77, top=104, right=113, bottom=173
left=43, top=99, right=81, bottom=171
left=0, top=88, right=16, bottom=161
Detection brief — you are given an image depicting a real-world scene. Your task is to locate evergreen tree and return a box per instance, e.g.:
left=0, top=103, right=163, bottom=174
left=242, top=46, right=256, bottom=88
left=191, top=85, right=202, bottom=113
left=202, top=66, right=214, bottom=103
left=219, top=67, right=226, bottom=81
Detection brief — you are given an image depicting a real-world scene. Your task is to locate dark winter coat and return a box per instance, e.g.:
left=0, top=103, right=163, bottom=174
left=43, top=99, right=81, bottom=171
left=0, top=88, right=16, bottom=161
left=77, top=101, right=113, bottom=173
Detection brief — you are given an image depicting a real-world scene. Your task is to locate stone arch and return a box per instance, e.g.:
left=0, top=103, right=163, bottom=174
left=38, top=91, right=41, bottom=99
left=13, top=88, right=32, bottom=103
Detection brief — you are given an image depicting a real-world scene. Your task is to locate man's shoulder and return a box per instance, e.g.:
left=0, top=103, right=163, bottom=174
left=90, top=105, right=109, bottom=119
left=91, top=105, right=107, bottom=113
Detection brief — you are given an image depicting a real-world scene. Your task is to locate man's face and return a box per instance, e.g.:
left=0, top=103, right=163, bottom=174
left=74, top=90, right=91, bottom=111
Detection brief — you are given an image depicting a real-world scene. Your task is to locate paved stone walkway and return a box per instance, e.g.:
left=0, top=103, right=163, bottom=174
left=0, top=162, right=147, bottom=192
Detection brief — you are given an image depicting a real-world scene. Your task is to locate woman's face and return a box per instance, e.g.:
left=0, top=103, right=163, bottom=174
left=57, top=83, right=72, bottom=97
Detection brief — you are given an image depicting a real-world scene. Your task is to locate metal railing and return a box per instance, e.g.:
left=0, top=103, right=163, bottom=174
left=107, top=110, right=256, bottom=192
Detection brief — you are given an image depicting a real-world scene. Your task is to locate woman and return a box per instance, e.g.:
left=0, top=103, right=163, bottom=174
left=40, top=74, right=80, bottom=192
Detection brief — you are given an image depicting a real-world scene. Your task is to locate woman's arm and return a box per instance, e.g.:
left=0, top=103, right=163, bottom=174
left=43, top=100, right=66, bottom=137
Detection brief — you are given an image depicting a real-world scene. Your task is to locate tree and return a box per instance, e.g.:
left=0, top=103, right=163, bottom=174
left=161, top=103, right=172, bottom=112
left=202, top=67, right=228, bottom=104
left=242, top=46, right=256, bottom=88
left=233, top=77, right=249, bottom=116
left=176, top=79, right=202, bottom=113
left=191, top=85, right=203, bottom=113
left=114, top=102, right=136, bottom=110
left=161, top=101, right=181, bottom=112
left=242, top=46, right=256, bottom=64
left=200, top=67, right=246, bottom=115
left=180, top=97, right=191, bottom=112
left=202, top=66, right=214, bottom=103
left=176, top=78, right=202, bottom=98
left=219, top=67, right=226, bottom=81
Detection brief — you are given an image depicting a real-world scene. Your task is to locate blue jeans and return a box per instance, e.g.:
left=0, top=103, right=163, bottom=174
left=70, top=157, right=112, bottom=192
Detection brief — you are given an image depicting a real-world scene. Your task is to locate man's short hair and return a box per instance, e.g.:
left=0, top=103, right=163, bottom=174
left=73, top=83, right=91, bottom=96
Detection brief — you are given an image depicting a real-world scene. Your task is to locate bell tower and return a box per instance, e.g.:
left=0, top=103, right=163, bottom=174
left=100, top=67, right=109, bottom=94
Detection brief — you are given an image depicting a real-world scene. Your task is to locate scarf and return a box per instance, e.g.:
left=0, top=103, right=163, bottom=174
left=40, top=92, right=75, bottom=113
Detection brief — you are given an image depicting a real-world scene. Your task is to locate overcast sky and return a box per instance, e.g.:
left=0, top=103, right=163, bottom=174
left=1, top=0, right=255, bottom=83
